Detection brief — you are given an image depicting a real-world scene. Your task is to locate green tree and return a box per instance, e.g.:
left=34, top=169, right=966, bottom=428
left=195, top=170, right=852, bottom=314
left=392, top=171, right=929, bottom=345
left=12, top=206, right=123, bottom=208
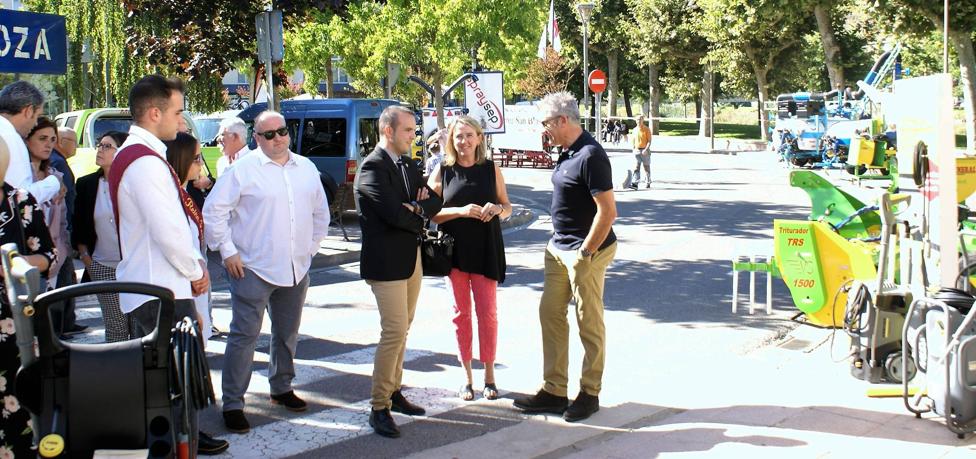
left=698, top=0, right=816, bottom=141
left=25, top=0, right=140, bottom=110
left=284, top=10, right=345, bottom=97
left=628, top=0, right=712, bottom=134
left=332, top=0, right=541, bottom=128
left=516, top=47, right=574, bottom=100
left=874, top=0, right=976, bottom=151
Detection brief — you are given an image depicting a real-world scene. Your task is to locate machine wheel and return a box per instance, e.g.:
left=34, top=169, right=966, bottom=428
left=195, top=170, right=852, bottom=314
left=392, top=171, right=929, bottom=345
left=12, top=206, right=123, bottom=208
left=884, top=351, right=917, bottom=383
left=845, top=164, right=867, bottom=175
left=790, top=156, right=808, bottom=167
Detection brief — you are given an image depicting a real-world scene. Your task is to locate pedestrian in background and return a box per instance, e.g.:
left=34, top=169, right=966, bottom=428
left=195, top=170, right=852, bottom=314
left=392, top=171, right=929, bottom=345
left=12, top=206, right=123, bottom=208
left=627, top=115, right=653, bottom=190
left=73, top=131, right=129, bottom=342
left=0, top=81, right=62, bottom=204
left=356, top=105, right=442, bottom=438
left=26, top=117, right=71, bottom=293
left=0, top=136, right=57, bottom=458
left=215, top=117, right=251, bottom=177
left=428, top=116, right=511, bottom=402
left=165, top=131, right=214, bottom=342
left=204, top=110, right=329, bottom=434
left=514, top=91, right=617, bottom=423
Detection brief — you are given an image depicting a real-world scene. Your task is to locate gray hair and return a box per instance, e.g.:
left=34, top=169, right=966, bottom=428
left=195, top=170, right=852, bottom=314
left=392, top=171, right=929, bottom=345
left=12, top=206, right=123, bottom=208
left=58, top=127, right=76, bottom=140
left=379, top=105, right=415, bottom=133
left=0, top=81, right=44, bottom=115
left=538, top=91, right=580, bottom=124
left=254, top=110, right=285, bottom=130
left=219, top=116, right=247, bottom=137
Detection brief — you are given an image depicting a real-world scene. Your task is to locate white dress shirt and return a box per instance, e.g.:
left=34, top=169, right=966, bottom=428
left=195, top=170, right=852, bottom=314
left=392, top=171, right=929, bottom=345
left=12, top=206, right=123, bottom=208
left=216, top=145, right=252, bottom=177
left=204, top=149, right=329, bottom=287
left=0, top=115, right=59, bottom=203
left=115, top=125, right=204, bottom=313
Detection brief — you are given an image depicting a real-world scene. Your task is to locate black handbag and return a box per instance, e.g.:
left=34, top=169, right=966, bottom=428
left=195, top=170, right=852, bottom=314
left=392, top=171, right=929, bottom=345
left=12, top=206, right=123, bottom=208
left=421, top=223, right=454, bottom=276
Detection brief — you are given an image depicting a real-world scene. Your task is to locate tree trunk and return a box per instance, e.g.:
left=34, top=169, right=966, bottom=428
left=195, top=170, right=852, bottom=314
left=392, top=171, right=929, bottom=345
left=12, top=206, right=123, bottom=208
left=325, top=57, right=334, bottom=98
left=607, top=50, right=619, bottom=116
left=754, top=66, right=771, bottom=142
left=623, top=85, right=632, bottom=117
left=951, top=30, right=976, bottom=153
left=814, top=3, right=844, bottom=90
left=699, top=70, right=714, bottom=137
left=694, top=96, right=701, bottom=126
left=433, top=66, right=445, bottom=129
left=649, top=64, right=661, bottom=134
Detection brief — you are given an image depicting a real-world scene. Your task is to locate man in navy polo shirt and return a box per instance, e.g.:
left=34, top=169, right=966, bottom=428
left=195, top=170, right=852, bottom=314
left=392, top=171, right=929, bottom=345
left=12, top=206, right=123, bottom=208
left=514, top=91, right=618, bottom=423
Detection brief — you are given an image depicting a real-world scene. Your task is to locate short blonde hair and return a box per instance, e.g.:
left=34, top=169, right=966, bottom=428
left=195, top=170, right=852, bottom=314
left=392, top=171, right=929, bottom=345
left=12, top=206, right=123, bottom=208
left=443, top=116, right=487, bottom=166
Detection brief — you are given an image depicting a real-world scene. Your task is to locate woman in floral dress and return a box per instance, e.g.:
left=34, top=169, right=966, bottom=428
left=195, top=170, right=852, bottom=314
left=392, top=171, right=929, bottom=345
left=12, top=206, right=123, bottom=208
left=0, top=137, right=57, bottom=457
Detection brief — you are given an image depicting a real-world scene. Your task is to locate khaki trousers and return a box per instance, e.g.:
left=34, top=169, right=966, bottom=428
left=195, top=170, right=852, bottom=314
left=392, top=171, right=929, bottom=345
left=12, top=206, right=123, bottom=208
left=367, top=248, right=422, bottom=410
left=540, top=241, right=617, bottom=397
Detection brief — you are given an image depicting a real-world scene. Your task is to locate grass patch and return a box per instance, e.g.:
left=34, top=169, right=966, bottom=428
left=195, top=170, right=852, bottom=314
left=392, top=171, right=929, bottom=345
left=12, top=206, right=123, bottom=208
left=657, top=120, right=761, bottom=140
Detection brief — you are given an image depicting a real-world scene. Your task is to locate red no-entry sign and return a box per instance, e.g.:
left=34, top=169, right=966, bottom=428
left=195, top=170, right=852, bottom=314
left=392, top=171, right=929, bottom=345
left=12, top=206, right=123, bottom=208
left=588, top=69, right=607, bottom=94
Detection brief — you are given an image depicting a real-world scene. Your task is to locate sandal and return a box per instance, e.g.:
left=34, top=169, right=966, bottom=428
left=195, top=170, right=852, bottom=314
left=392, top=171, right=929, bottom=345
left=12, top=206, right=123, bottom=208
left=482, top=383, right=499, bottom=400
left=459, top=384, right=475, bottom=401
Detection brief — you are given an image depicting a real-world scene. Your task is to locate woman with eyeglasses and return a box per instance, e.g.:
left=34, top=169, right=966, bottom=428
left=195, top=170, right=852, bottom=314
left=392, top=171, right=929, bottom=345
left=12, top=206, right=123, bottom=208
left=73, top=131, right=130, bottom=342
left=27, top=117, right=71, bottom=291
left=164, top=131, right=213, bottom=341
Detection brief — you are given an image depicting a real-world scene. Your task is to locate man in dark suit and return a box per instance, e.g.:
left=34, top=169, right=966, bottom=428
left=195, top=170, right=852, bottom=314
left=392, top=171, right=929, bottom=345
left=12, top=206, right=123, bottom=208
left=356, top=105, right=442, bottom=438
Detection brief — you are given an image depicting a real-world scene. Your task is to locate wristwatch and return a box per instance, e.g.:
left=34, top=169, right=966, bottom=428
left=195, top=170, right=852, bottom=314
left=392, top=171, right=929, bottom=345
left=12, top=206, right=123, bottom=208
left=580, top=247, right=594, bottom=258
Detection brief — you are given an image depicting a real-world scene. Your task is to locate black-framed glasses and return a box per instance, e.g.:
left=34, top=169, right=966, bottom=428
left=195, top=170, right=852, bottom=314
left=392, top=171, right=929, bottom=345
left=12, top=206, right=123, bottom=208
left=96, top=143, right=116, bottom=150
left=540, top=116, right=562, bottom=129
left=257, top=127, right=289, bottom=140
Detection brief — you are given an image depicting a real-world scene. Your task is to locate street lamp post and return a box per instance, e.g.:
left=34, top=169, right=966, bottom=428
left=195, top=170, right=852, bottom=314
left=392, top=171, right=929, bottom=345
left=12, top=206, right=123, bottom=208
left=577, top=2, right=594, bottom=132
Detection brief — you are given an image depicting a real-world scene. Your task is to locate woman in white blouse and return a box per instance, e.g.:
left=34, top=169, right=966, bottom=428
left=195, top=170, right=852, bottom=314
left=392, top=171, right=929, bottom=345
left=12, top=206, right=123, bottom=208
left=72, top=131, right=129, bottom=342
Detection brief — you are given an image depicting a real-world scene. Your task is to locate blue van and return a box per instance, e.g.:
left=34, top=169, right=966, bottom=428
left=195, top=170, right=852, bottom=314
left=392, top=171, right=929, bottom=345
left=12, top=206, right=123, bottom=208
left=238, top=98, right=400, bottom=186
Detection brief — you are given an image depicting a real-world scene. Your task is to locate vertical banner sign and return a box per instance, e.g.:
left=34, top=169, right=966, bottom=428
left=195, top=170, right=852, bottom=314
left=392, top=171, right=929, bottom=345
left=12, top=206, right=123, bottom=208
left=463, top=72, right=505, bottom=134
left=890, top=74, right=957, bottom=290
left=0, top=10, right=66, bottom=75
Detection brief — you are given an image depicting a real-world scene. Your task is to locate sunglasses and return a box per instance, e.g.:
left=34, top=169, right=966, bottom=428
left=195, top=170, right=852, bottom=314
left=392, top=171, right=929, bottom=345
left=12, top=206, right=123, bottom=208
left=257, top=127, right=289, bottom=140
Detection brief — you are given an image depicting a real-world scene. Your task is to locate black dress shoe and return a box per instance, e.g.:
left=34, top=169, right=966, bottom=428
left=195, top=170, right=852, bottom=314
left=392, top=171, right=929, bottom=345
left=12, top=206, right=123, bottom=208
left=271, top=390, right=308, bottom=412
left=563, top=391, right=599, bottom=422
left=197, top=431, right=229, bottom=455
left=369, top=408, right=401, bottom=438
left=513, top=389, right=568, bottom=414
left=390, top=390, right=426, bottom=416
left=223, top=409, right=250, bottom=434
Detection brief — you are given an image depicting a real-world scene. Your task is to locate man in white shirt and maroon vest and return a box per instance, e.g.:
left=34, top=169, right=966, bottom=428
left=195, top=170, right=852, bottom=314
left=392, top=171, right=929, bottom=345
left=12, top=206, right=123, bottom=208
left=203, top=111, right=330, bottom=434
left=107, top=74, right=228, bottom=455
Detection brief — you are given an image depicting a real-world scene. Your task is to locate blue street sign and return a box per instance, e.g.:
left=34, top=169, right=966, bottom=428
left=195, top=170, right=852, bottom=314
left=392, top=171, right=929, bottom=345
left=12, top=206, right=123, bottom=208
left=0, top=10, right=67, bottom=75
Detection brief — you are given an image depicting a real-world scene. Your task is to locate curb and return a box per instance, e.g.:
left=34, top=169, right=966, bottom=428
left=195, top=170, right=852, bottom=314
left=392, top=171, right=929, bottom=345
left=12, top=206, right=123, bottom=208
left=309, top=204, right=537, bottom=271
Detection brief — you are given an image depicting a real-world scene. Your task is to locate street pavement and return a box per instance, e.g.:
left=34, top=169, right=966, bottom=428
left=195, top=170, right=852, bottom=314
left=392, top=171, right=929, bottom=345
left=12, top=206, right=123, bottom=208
left=68, top=137, right=976, bottom=457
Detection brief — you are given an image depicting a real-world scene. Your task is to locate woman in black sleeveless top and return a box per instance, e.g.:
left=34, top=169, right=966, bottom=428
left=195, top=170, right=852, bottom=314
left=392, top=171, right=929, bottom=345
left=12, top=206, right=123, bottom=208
left=428, top=116, right=511, bottom=401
